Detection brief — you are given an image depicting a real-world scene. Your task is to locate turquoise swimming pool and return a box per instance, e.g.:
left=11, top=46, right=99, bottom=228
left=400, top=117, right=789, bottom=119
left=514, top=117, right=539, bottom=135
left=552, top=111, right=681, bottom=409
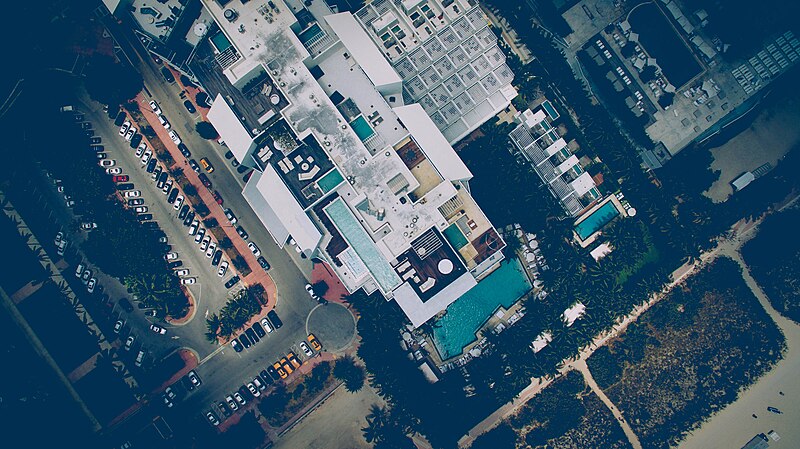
left=210, top=31, right=232, bottom=52
left=317, top=168, right=344, bottom=193
left=350, top=116, right=375, bottom=142
left=575, top=201, right=619, bottom=240
left=433, top=259, right=532, bottom=360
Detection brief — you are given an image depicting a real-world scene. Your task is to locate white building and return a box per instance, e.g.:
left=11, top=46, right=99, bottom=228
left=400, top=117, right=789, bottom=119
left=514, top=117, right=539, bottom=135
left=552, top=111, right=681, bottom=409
left=192, top=0, right=509, bottom=328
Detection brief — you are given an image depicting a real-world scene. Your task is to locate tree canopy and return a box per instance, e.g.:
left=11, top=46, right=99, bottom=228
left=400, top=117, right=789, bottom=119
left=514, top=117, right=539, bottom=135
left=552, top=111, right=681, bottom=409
left=195, top=121, right=219, bottom=139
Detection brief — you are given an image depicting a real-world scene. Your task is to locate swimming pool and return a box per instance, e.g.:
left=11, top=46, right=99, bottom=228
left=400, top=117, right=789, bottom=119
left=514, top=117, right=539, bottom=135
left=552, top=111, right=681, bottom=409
left=210, top=31, right=232, bottom=52
left=350, top=116, right=375, bottom=142
left=317, top=168, right=344, bottom=193
left=324, top=198, right=401, bottom=292
left=575, top=201, right=619, bottom=240
left=443, top=223, right=468, bottom=250
left=433, top=259, right=532, bottom=360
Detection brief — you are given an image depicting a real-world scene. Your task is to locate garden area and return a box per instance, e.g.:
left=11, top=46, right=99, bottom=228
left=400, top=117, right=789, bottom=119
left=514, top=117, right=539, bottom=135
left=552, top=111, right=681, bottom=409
left=205, top=285, right=268, bottom=342
left=470, top=371, right=632, bottom=449
left=587, top=257, right=785, bottom=449
left=258, top=359, right=340, bottom=427
left=741, top=207, right=800, bottom=324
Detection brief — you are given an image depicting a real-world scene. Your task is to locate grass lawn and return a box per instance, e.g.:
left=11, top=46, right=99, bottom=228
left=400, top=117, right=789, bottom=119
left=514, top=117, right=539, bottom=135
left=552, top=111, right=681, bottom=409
left=587, top=257, right=785, bottom=449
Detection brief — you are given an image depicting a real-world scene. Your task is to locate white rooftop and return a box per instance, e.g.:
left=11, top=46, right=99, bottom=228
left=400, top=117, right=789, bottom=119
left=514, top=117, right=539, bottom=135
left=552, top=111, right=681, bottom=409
left=242, top=165, right=322, bottom=252
left=562, top=302, right=586, bottom=327
left=531, top=331, right=553, bottom=353
left=207, top=94, right=256, bottom=162
left=393, top=272, right=477, bottom=328
left=393, top=104, right=473, bottom=181
left=324, top=13, right=403, bottom=93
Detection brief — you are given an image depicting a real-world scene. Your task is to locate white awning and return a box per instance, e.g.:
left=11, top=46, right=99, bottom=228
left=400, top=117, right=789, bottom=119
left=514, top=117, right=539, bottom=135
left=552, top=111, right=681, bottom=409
left=207, top=94, right=256, bottom=163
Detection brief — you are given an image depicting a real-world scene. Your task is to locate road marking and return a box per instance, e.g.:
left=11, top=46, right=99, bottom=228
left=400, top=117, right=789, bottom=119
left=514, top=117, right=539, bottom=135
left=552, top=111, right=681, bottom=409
left=199, top=344, right=226, bottom=365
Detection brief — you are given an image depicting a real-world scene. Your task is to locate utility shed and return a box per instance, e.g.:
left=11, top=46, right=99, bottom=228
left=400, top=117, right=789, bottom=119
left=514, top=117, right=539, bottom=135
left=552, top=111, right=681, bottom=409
left=741, top=434, right=769, bottom=449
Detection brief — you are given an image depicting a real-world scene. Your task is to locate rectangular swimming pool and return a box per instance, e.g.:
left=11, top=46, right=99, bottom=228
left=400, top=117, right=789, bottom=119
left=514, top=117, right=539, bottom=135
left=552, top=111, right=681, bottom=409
left=324, top=198, right=401, bottom=292
left=350, top=116, right=375, bottom=142
left=433, top=259, right=532, bottom=360
left=317, top=168, right=344, bottom=193
left=575, top=201, right=620, bottom=240
left=210, top=31, right=232, bottom=52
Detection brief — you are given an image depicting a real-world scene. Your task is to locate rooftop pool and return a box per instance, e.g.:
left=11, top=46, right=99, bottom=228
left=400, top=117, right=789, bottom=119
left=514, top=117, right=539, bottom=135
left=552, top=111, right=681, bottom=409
left=350, top=116, right=375, bottom=142
left=433, top=259, right=531, bottom=360
left=575, top=201, right=619, bottom=240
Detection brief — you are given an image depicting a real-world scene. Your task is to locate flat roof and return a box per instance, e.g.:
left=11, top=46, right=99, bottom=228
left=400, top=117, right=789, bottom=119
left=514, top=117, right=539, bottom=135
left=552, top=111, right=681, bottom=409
left=393, top=271, right=477, bottom=328
left=394, top=104, right=473, bottom=181
left=244, top=165, right=323, bottom=252
left=207, top=94, right=256, bottom=162
left=324, top=13, right=403, bottom=90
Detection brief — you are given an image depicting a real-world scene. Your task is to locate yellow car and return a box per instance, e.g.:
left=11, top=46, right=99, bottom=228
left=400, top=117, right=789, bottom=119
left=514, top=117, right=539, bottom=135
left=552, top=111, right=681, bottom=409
left=307, top=334, right=322, bottom=351
left=200, top=157, right=214, bottom=173
left=273, top=362, right=287, bottom=379
left=287, top=351, right=301, bottom=369
left=280, top=357, right=293, bottom=374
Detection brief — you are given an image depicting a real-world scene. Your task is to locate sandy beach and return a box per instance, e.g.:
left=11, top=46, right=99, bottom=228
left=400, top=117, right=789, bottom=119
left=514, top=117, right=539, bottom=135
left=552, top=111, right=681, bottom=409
left=704, top=91, right=800, bottom=203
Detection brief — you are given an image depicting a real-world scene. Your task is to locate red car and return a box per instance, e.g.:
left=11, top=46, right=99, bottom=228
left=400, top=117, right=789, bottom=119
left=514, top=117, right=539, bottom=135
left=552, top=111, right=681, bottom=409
left=213, top=190, right=223, bottom=205
left=113, top=175, right=129, bottom=182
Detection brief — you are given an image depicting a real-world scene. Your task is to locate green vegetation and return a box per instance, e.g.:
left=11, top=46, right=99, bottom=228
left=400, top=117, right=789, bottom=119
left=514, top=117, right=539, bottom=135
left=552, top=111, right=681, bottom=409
left=84, top=55, right=143, bottom=106
left=588, top=258, right=785, bottom=449
left=361, top=404, right=417, bottom=449
left=195, top=121, right=219, bottom=139
left=472, top=371, right=632, bottom=449
left=742, top=207, right=800, bottom=323
left=332, top=355, right=366, bottom=393
left=257, top=361, right=336, bottom=427
left=205, top=286, right=266, bottom=341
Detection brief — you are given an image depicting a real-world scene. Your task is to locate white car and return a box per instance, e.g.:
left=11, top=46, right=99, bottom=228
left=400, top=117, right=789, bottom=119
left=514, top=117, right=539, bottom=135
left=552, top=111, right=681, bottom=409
left=175, top=269, right=190, bottom=277
left=168, top=130, right=181, bottom=145
left=125, top=128, right=136, bottom=141
left=199, top=236, right=210, bottom=251
left=188, top=220, right=199, bottom=235
left=248, top=242, right=261, bottom=257
left=125, top=336, right=135, bottom=351
left=119, top=121, right=130, bottom=136
left=106, top=167, right=122, bottom=175
left=172, top=195, right=184, bottom=210
left=135, top=145, right=145, bottom=158
left=75, top=263, right=85, bottom=278
left=137, top=142, right=147, bottom=152
left=134, top=206, right=148, bottom=213
left=124, top=190, right=141, bottom=198
left=140, top=149, right=152, bottom=165
left=149, top=100, right=162, bottom=115
left=194, top=227, right=206, bottom=244
left=165, top=252, right=179, bottom=261
left=113, top=320, right=123, bottom=334
left=299, top=341, right=313, bottom=357
left=205, top=242, right=217, bottom=258
left=180, top=277, right=196, bottom=285
left=217, top=261, right=229, bottom=277
left=87, top=278, right=97, bottom=293
left=261, top=318, right=273, bottom=333
left=304, top=283, right=318, bottom=301
left=158, top=114, right=170, bottom=129
left=162, top=179, right=173, bottom=194
left=135, top=350, right=145, bottom=367
left=247, top=383, right=261, bottom=398
left=149, top=324, right=167, bottom=335
left=80, top=222, right=97, bottom=230
left=99, top=159, right=115, bottom=167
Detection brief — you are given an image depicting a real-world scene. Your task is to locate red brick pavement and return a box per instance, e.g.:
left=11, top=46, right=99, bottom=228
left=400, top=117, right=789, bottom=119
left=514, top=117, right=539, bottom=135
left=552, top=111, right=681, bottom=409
left=310, top=261, right=349, bottom=303
left=129, top=94, right=278, bottom=306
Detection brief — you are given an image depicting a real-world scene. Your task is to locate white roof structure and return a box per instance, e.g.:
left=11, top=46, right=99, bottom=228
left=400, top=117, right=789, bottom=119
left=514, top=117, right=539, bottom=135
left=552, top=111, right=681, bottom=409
left=393, top=272, right=477, bottom=328
left=562, top=302, right=586, bottom=327
left=732, top=172, right=755, bottom=191
left=531, top=331, right=553, bottom=353
left=571, top=172, right=597, bottom=196
left=324, top=13, right=403, bottom=95
left=242, top=165, right=322, bottom=252
left=207, top=94, right=256, bottom=163
left=394, top=104, right=473, bottom=181
left=590, top=243, right=613, bottom=261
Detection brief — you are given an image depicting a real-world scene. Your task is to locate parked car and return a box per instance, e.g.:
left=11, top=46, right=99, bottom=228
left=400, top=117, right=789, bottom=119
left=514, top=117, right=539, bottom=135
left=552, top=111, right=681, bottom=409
left=180, top=277, right=196, bottom=285
left=199, top=236, right=210, bottom=251
left=137, top=213, right=153, bottom=221
left=178, top=205, right=190, bottom=220
left=257, top=256, right=270, bottom=270
left=248, top=242, right=261, bottom=257
left=99, top=159, right=116, bottom=167
left=146, top=159, right=157, bottom=173
left=224, top=275, right=240, bottom=289
left=205, top=242, right=217, bottom=259
left=206, top=411, right=220, bottom=426
left=167, top=188, right=179, bottom=204
left=183, top=100, right=197, bottom=114
left=189, top=159, right=201, bottom=173
left=134, top=206, right=148, bottom=214
left=239, top=333, right=251, bottom=348
left=261, top=318, right=273, bottom=333
left=195, top=228, right=206, bottom=244
left=81, top=269, right=91, bottom=284
left=287, top=352, right=301, bottom=369
left=233, top=392, right=246, bottom=405
left=178, top=143, right=190, bottom=158
left=252, top=322, right=266, bottom=338
left=211, top=250, right=223, bottom=266
left=80, top=222, right=97, bottom=230
left=117, top=183, right=135, bottom=191
left=130, top=133, right=142, bottom=149
left=87, top=278, right=97, bottom=293
left=213, top=190, right=223, bottom=205
left=266, top=365, right=279, bottom=380
left=305, top=283, right=319, bottom=301
left=149, top=324, right=167, bottom=334
left=231, top=339, right=242, bottom=353
left=252, top=376, right=266, bottom=391
left=127, top=198, right=144, bottom=206
left=168, top=260, right=183, bottom=269
left=161, top=67, right=175, bottom=83
left=307, top=334, right=322, bottom=351
left=124, top=128, right=135, bottom=141
left=267, top=310, right=282, bottom=329
left=119, top=121, right=130, bottom=136
left=217, top=261, right=229, bottom=277
left=300, top=341, right=313, bottom=357
left=113, top=320, right=123, bottom=334
left=247, top=383, right=260, bottom=398
left=217, top=401, right=231, bottom=418
left=236, top=226, right=249, bottom=240
left=124, top=336, right=135, bottom=351
left=162, top=179, right=173, bottom=195
left=140, top=149, right=152, bottom=165
left=156, top=172, right=168, bottom=189
left=188, top=220, right=199, bottom=236
left=75, top=263, right=85, bottom=278
left=149, top=100, right=162, bottom=115
left=224, top=208, right=237, bottom=224
left=226, top=395, right=239, bottom=410
left=200, top=157, right=214, bottom=173
left=113, top=175, right=129, bottom=182
left=158, top=115, right=170, bottom=129
left=198, top=173, right=212, bottom=188
left=115, top=113, right=127, bottom=127
left=106, top=167, right=122, bottom=175
left=183, top=211, right=196, bottom=226
left=188, top=370, right=202, bottom=388
left=124, top=190, right=141, bottom=198
left=168, top=130, right=181, bottom=145
left=175, top=269, right=190, bottom=277
left=172, top=195, right=184, bottom=210
left=259, top=370, right=274, bottom=385
left=135, top=350, right=145, bottom=367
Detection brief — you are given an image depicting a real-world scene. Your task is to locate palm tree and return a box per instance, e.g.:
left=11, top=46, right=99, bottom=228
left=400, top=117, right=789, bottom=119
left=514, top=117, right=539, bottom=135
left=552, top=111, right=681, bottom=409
left=362, top=404, right=390, bottom=445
